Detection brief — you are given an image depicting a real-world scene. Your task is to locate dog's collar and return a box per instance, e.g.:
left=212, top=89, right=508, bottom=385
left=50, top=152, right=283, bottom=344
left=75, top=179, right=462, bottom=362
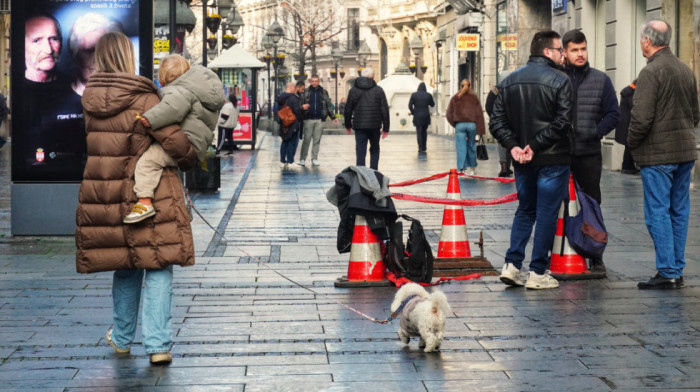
left=389, top=294, right=419, bottom=320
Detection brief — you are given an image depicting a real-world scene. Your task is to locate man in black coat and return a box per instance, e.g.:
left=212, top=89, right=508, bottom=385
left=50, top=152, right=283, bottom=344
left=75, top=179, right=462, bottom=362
left=408, top=82, right=434, bottom=152
left=616, top=81, right=638, bottom=174
left=344, top=68, right=390, bottom=170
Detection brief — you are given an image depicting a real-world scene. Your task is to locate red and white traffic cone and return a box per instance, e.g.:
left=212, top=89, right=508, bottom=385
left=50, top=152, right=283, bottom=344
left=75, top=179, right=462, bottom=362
left=334, top=215, right=392, bottom=287
left=437, top=169, right=471, bottom=259
left=550, top=174, right=593, bottom=280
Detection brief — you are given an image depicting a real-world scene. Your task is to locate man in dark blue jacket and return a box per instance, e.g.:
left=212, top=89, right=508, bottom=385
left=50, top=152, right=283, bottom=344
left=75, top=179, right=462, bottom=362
left=297, top=75, right=338, bottom=166
left=490, top=30, right=574, bottom=290
left=344, top=68, right=390, bottom=170
left=562, top=30, right=620, bottom=274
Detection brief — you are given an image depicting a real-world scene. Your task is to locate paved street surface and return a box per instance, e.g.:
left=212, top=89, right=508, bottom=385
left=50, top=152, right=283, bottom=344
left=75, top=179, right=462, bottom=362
left=1, top=131, right=699, bottom=391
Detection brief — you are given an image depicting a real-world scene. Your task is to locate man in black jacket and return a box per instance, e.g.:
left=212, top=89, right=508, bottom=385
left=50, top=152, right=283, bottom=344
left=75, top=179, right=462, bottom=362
left=490, top=30, right=574, bottom=290
left=344, top=68, right=390, bottom=170
left=408, top=82, right=434, bottom=152
left=561, top=30, right=619, bottom=274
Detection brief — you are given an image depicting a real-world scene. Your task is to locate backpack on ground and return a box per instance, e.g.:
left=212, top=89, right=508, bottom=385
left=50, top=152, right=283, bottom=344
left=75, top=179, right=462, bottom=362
left=383, top=214, right=434, bottom=283
left=564, top=181, right=608, bottom=259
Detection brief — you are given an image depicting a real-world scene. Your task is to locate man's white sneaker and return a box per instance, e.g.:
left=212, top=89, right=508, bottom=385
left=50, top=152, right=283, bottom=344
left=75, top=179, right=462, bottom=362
left=296, top=159, right=306, bottom=166
left=499, top=263, right=524, bottom=286
left=312, top=159, right=320, bottom=166
left=468, top=168, right=476, bottom=176
left=525, top=271, right=559, bottom=290
left=280, top=162, right=287, bottom=169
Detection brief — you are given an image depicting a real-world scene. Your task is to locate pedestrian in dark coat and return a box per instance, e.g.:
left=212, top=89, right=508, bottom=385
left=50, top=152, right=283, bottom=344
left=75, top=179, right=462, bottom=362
left=408, top=82, right=434, bottom=152
left=276, top=82, right=304, bottom=168
left=344, top=68, right=390, bottom=170
left=616, top=81, right=638, bottom=174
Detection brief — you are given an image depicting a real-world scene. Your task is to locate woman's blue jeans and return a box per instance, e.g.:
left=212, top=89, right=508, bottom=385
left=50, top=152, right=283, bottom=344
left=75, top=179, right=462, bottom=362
left=111, top=266, right=173, bottom=354
left=640, top=161, right=694, bottom=278
left=505, top=164, right=570, bottom=274
left=280, top=131, right=299, bottom=163
left=455, top=122, right=477, bottom=170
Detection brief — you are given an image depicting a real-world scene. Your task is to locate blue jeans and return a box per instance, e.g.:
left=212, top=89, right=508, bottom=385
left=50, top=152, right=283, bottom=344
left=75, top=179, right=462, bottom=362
left=455, top=122, right=477, bottom=170
left=640, top=161, right=694, bottom=278
left=111, top=266, right=173, bottom=354
left=280, top=131, right=299, bottom=163
left=506, top=164, right=570, bottom=274
left=354, top=128, right=381, bottom=170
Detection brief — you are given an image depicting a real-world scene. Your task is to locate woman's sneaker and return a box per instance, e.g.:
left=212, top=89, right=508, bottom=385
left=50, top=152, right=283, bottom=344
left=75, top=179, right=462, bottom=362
left=499, top=263, right=524, bottom=286
left=525, top=271, right=559, bottom=290
left=149, top=352, right=172, bottom=365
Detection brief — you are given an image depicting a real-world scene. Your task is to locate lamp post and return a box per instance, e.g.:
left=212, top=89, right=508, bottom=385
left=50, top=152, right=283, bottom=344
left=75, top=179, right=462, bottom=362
left=409, top=35, right=424, bottom=80
left=357, top=41, right=370, bottom=76
left=267, top=19, right=284, bottom=101
left=435, top=38, right=444, bottom=113
left=331, top=47, right=343, bottom=115
left=261, top=33, right=274, bottom=118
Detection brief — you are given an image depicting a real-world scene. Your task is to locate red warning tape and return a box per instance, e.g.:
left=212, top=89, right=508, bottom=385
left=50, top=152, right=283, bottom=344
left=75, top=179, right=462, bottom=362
left=458, top=173, right=516, bottom=183
left=391, top=192, right=518, bottom=206
left=386, top=271, right=482, bottom=287
left=389, top=171, right=516, bottom=187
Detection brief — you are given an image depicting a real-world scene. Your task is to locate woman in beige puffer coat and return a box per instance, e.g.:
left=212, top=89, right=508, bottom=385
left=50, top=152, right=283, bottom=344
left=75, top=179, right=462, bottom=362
left=75, top=32, right=197, bottom=365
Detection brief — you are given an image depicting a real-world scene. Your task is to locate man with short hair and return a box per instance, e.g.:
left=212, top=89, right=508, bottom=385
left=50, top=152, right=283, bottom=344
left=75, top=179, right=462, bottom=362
left=344, top=68, right=390, bottom=170
left=297, top=75, right=338, bottom=166
left=561, top=29, right=619, bottom=274
left=628, top=20, right=699, bottom=290
left=490, top=30, right=574, bottom=290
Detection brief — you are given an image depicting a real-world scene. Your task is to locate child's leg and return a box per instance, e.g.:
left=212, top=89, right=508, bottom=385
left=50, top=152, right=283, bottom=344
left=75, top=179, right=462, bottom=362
left=133, top=143, right=178, bottom=201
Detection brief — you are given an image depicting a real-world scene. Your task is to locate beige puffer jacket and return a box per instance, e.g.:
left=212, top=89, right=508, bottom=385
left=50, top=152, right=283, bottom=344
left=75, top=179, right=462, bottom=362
left=75, top=72, right=197, bottom=273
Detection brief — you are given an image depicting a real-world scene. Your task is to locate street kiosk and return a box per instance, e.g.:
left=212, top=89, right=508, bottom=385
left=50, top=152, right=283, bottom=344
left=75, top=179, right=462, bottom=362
left=208, top=44, right=265, bottom=149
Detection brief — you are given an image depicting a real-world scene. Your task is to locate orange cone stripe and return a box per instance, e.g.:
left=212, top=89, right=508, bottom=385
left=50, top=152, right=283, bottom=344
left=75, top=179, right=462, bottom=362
left=441, top=208, right=467, bottom=226
left=346, top=215, right=386, bottom=282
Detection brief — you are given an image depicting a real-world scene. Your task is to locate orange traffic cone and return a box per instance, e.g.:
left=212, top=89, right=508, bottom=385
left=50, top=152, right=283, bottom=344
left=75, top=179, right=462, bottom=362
left=334, top=215, right=392, bottom=287
left=437, top=169, right=471, bottom=259
left=550, top=174, right=598, bottom=280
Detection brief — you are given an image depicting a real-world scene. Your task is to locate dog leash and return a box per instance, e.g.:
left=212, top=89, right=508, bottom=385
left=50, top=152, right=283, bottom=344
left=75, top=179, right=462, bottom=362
left=184, top=190, right=395, bottom=325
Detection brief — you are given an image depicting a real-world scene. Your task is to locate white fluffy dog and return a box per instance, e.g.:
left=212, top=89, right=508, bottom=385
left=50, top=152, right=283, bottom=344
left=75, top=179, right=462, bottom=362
left=390, top=283, right=451, bottom=352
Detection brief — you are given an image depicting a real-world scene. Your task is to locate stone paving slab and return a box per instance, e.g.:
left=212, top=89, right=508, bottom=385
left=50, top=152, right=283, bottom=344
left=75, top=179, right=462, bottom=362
left=1, top=133, right=700, bottom=390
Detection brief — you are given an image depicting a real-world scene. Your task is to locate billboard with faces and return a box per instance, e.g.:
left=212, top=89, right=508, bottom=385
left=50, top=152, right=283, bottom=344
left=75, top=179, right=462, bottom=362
left=11, top=0, right=153, bottom=182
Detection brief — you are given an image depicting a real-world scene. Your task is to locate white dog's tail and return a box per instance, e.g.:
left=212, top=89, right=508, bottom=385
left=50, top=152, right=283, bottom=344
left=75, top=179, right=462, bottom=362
left=430, top=290, right=451, bottom=315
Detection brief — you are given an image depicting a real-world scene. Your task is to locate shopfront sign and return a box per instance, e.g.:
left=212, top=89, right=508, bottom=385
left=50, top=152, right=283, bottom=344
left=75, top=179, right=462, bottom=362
left=553, top=0, right=568, bottom=15
left=456, top=34, right=480, bottom=51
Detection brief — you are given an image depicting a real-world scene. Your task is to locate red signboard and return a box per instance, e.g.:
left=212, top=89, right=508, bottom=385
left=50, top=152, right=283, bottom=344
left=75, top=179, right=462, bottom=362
left=233, top=113, right=253, bottom=142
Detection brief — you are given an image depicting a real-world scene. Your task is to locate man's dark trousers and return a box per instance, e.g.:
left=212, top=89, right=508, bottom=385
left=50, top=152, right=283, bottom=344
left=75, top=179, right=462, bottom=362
left=571, top=153, right=602, bottom=204
left=355, top=128, right=381, bottom=170
left=416, top=125, right=428, bottom=151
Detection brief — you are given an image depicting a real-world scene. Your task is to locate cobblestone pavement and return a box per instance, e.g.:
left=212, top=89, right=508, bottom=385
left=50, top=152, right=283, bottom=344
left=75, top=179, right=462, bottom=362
left=1, top=132, right=699, bottom=391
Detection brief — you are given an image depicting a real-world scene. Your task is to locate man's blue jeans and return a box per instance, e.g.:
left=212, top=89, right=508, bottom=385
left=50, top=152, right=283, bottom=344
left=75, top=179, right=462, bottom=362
left=640, top=161, right=694, bottom=278
left=506, top=164, right=570, bottom=274
left=455, top=122, right=477, bottom=170
left=280, top=131, right=299, bottom=163
left=111, top=266, right=173, bottom=354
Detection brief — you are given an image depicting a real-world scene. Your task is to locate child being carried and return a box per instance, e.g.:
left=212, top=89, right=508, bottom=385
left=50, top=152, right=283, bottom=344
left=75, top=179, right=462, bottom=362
left=124, top=54, right=224, bottom=224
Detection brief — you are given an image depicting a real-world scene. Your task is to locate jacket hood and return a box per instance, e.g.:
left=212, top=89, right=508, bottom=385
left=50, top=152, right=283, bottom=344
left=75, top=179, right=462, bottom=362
left=417, top=82, right=427, bottom=92
left=354, top=76, right=376, bottom=90
left=276, top=92, right=296, bottom=105
left=82, top=72, right=157, bottom=118
left=169, top=65, right=225, bottom=112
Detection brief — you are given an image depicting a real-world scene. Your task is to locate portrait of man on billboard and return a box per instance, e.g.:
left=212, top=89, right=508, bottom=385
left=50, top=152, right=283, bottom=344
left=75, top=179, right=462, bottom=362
left=12, top=1, right=145, bottom=183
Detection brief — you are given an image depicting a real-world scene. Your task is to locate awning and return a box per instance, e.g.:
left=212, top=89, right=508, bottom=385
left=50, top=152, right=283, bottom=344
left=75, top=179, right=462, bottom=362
left=207, top=44, right=265, bottom=69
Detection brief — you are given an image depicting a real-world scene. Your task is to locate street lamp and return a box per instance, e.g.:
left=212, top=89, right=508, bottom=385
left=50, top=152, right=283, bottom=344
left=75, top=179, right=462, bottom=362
left=409, top=35, right=424, bottom=80
left=261, top=34, right=274, bottom=118
left=266, top=20, right=284, bottom=103
left=357, top=41, right=371, bottom=76
left=331, top=47, right=343, bottom=115
left=435, top=38, right=445, bottom=113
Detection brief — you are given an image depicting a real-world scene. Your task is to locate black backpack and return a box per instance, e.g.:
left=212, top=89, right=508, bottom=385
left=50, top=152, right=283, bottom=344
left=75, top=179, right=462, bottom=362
left=384, top=214, right=434, bottom=283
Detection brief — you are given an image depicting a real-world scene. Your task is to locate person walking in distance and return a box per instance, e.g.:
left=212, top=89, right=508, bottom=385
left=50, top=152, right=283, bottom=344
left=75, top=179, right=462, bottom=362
left=217, top=94, right=239, bottom=155
left=616, top=80, right=639, bottom=175
left=561, top=29, right=619, bottom=274
left=344, top=68, right=390, bottom=170
left=490, top=30, right=574, bottom=290
left=628, top=20, right=699, bottom=290
left=445, top=79, right=486, bottom=175
left=408, top=82, right=435, bottom=153
left=276, top=82, right=304, bottom=168
left=296, top=75, right=338, bottom=166
left=485, top=72, right=513, bottom=177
